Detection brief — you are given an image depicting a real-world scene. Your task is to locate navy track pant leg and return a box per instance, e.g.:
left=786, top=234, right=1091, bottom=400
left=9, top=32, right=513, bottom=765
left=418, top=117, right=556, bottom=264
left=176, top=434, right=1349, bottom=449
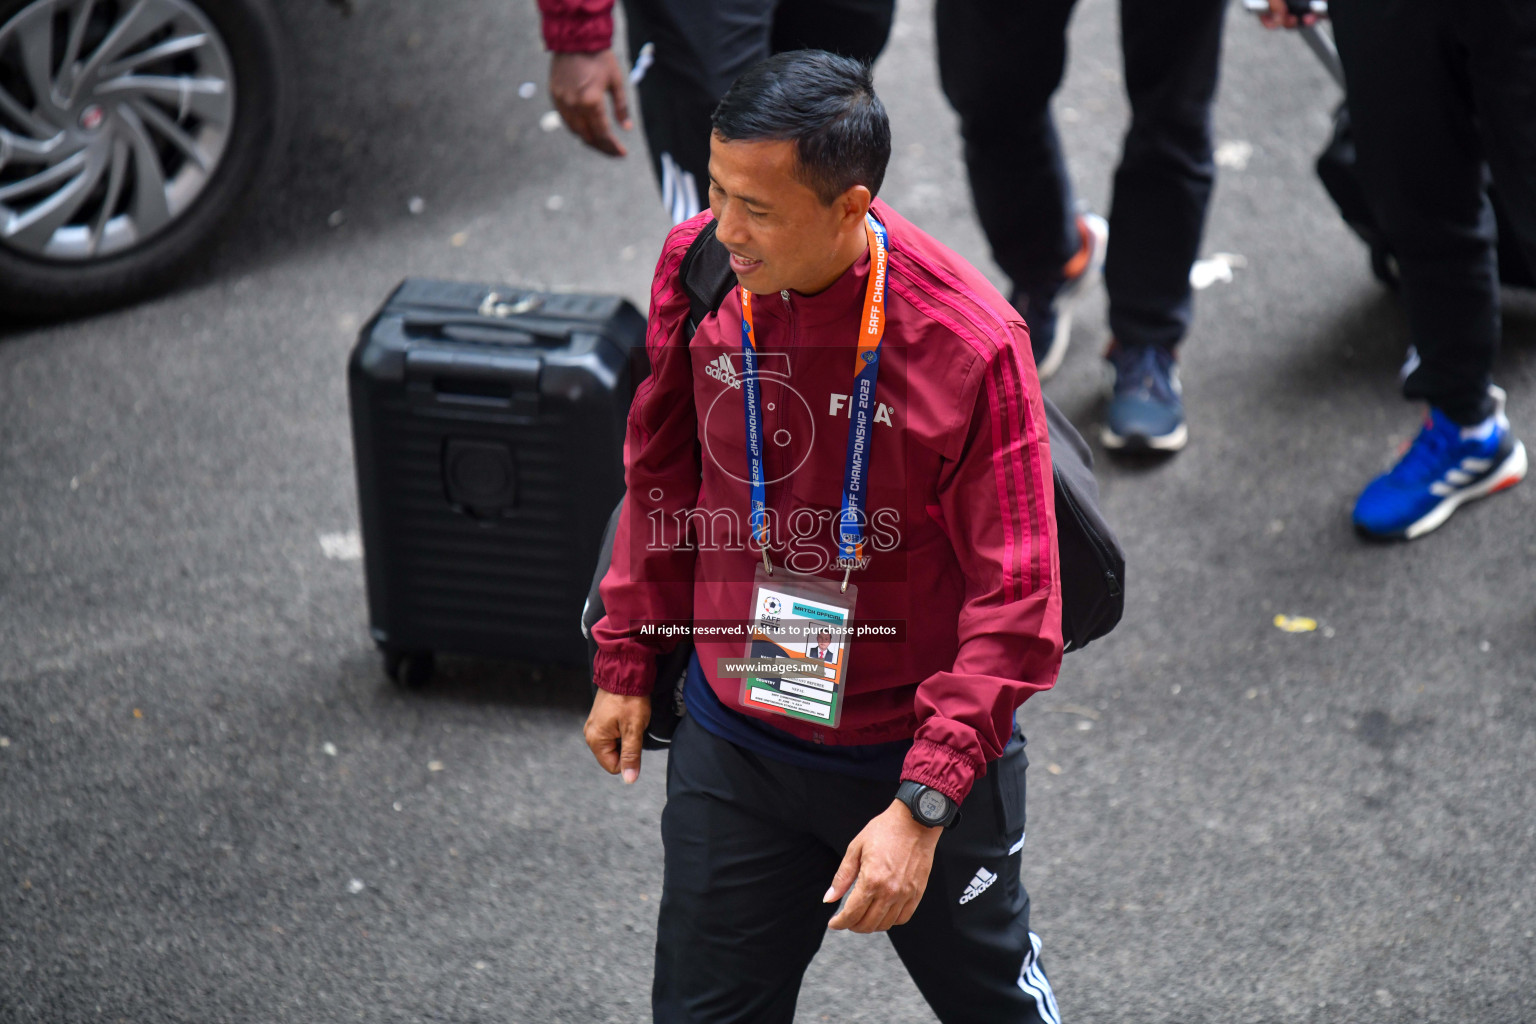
left=654, top=715, right=1059, bottom=1023
left=887, top=734, right=1060, bottom=1024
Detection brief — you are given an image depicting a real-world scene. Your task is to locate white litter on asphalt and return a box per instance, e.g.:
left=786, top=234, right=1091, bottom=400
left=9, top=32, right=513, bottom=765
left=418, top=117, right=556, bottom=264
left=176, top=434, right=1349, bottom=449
left=1214, top=140, right=1253, bottom=171
left=322, top=742, right=338, bottom=757
left=539, top=110, right=562, bottom=132
left=407, top=196, right=425, bottom=215
left=319, top=531, right=362, bottom=561
left=347, top=878, right=365, bottom=894
left=518, top=82, right=536, bottom=99
left=327, top=210, right=346, bottom=228
left=546, top=195, right=565, bottom=211
left=1190, top=253, right=1247, bottom=290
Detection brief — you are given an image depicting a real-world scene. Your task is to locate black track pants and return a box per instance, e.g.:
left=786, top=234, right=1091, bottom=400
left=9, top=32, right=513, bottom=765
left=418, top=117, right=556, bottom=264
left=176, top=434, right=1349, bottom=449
left=653, top=716, right=1059, bottom=1024
left=935, top=0, right=1228, bottom=351
left=1330, top=0, right=1536, bottom=425
left=618, top=0, right=895, bottom=224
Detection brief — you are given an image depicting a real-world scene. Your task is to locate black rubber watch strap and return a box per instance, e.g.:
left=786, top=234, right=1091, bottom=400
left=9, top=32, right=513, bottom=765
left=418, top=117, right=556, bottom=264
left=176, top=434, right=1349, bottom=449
left=896, top=779, right=961, bottom=828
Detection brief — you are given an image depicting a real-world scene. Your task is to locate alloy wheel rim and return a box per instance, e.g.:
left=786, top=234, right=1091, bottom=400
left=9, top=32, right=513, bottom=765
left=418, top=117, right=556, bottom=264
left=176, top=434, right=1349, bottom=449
left=0, top=0, right=236, bottom=261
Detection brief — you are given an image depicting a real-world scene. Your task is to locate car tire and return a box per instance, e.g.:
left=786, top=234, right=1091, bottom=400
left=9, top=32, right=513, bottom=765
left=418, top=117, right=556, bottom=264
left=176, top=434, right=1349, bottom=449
left=0, top=0, right=290, bottom=321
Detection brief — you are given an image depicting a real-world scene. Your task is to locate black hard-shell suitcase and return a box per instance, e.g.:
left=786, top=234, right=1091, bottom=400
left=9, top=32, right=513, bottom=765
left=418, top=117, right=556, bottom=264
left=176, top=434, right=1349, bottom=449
left=348, top=279, right=647, bottom=686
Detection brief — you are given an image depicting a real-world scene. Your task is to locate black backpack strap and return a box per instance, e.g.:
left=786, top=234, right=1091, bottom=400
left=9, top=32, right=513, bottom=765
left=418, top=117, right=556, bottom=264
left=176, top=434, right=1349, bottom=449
left=678, top=220, right=737, bottom=337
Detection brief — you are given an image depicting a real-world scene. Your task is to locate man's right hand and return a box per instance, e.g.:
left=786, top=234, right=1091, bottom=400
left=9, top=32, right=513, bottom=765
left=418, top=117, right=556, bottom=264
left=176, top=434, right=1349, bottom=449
left=549, top=51, right=633, bottom=157
left=584, top=688, right=650, bottom=783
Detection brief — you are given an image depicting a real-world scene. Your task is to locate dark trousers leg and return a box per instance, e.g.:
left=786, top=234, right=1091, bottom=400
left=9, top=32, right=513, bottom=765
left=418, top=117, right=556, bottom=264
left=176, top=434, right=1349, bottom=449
left=653, top=717, right=840, bottom=1024
left=654, top=716, right=1057, bottom=1024
left=1332, top=0, right=1536, bottom=424
left=769, top=0, right=896, bottom=64
left=620, top=0, right=895, bottom=225
left=1104, top=0, right=1228, bottom=352
left=1330, top=0, right=1496, bottom=423
left=887, top=736, right=1059, bottom=1024
left=935, top=0, right=1081, bottom=295
left=1471, top=4, right=1536, bottom=285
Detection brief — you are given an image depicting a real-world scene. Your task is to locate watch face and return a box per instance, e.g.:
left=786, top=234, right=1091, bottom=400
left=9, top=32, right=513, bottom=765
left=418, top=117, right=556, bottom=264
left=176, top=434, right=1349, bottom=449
left=917, top=789, right=949, bottom=823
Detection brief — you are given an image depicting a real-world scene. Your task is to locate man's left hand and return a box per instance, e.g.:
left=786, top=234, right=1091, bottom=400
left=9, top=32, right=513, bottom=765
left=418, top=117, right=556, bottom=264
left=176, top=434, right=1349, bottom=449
left=824, top=799, right=943, bottom=933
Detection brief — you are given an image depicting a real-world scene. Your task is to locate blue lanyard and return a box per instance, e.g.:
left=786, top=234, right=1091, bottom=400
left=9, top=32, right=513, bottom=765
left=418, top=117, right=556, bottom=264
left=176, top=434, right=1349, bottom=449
left=738, top=290, right=771, bottom=570
left=740, top=214, right=889, bottom=580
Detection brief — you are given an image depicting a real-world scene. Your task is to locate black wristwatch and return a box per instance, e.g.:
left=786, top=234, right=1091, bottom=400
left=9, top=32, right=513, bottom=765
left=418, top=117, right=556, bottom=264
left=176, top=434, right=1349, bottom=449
left=896, top=780, right=961, bottom=829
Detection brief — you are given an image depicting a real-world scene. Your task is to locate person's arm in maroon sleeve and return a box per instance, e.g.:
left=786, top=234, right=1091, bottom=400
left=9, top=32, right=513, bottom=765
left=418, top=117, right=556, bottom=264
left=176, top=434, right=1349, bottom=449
left=825, top=331, right=1063, bottom=934
left=903, top=333, right=1062, bottom=804
left=902, top=332, right=1064, bottom=806
left=583, top=218, right=706, bottom=784
left=538, top=0, right=634, bottom=156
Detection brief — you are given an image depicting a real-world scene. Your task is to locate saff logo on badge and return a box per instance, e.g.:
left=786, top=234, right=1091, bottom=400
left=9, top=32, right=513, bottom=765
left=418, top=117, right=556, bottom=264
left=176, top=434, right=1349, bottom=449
left=760, top=594, right=783, bottom=628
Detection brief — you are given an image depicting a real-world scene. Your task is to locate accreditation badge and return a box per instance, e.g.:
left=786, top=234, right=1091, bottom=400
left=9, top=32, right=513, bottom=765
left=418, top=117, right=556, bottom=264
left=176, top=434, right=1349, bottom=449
left=730, top=564, right=856, bottom=728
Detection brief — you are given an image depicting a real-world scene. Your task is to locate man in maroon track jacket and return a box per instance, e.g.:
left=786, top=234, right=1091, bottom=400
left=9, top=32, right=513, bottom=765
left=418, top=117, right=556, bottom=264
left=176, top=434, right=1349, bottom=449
left=585, top=52, right=1065, bottom=1024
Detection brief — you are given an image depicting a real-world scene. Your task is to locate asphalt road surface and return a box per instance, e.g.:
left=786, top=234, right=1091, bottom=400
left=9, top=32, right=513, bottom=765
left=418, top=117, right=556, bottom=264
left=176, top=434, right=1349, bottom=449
left=4, top=0, right=1535, bottom=1021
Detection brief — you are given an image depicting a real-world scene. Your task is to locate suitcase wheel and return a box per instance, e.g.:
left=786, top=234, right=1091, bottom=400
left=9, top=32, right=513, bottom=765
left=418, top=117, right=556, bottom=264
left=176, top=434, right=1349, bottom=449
left=383, top=649, right=435, bottom=689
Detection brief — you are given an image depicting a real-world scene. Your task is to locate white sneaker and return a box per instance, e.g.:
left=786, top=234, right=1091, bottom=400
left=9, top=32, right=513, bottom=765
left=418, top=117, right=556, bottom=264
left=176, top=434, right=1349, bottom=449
left=1020, top=211, right=1108, bottom=381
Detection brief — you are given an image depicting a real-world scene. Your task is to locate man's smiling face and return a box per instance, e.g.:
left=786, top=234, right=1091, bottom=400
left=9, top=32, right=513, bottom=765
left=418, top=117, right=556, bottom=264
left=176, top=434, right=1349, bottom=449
left=707, top=132, right=859, bottom=297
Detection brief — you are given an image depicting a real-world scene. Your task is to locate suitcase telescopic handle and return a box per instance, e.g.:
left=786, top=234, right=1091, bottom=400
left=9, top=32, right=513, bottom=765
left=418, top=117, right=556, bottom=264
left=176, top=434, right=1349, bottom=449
left=1298, top=23, right=1343, bottom=88
left=400, top=314, right=542, bottom=347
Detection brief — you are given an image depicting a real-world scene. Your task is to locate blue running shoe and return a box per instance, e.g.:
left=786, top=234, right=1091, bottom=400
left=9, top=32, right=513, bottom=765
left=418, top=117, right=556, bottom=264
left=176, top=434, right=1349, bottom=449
left=1353, top=386, right=1527, bottom=540
left=1102, top=342, right=1187, bottom=452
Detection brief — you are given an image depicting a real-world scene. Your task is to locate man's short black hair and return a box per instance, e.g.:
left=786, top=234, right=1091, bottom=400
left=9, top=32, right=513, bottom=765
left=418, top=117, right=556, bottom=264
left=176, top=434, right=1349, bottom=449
left=711, top=50, right=891, bottom=205
left=818, top=629, right=831, bottom=640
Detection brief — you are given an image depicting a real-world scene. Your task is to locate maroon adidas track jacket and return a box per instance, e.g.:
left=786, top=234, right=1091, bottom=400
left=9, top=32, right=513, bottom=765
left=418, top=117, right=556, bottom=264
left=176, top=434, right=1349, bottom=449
left=592, top=199, right=1062, bottom=804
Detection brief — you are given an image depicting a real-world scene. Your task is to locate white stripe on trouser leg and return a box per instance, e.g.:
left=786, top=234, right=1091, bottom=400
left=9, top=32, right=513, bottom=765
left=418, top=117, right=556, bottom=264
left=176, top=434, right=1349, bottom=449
left=1016, top=931, right=1061, bottom=1024
left=659, top=152, right=700, bottom=224
left=683, top=168, right=700, bottom=219
left=660, top=152, right=676, bottom=222
left=660, top=153, right=697, bottom=224
left=629, top=41, right=656, bottom=85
